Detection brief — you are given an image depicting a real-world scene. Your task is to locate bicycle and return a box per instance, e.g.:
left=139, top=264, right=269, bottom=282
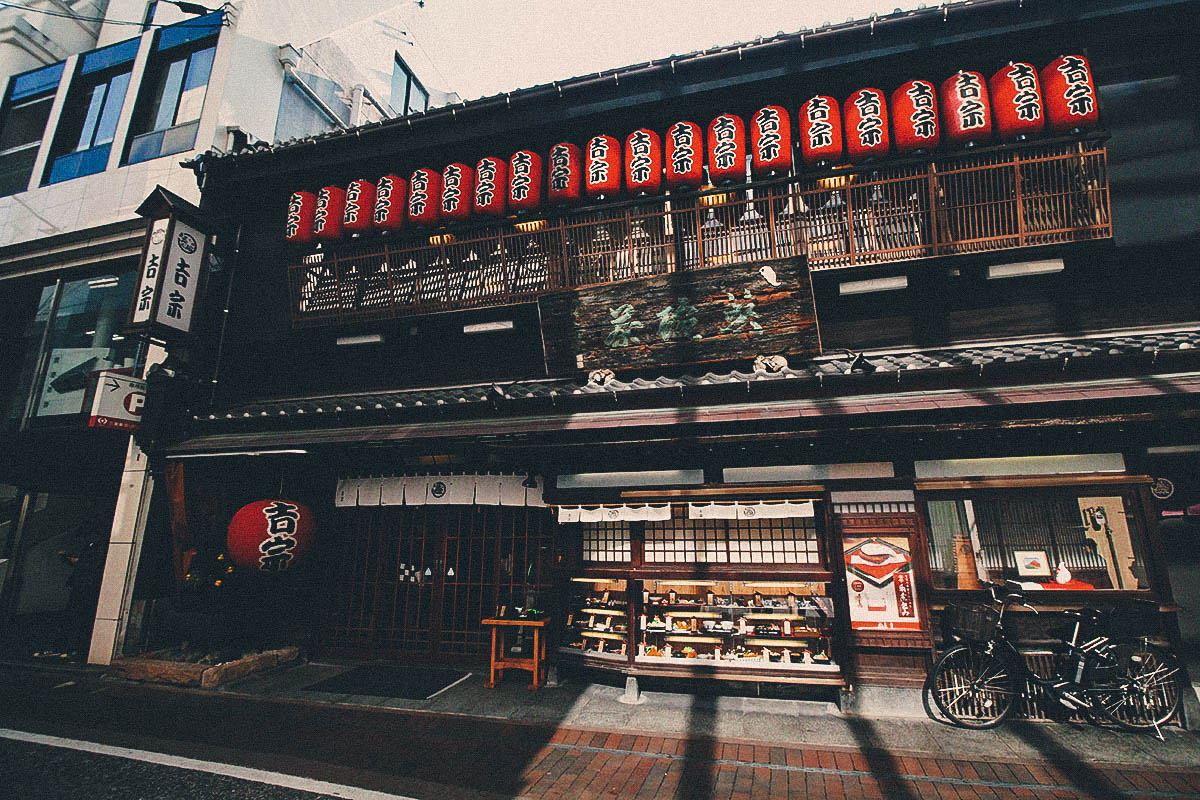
left=925, top=581, right=1183, bottom=737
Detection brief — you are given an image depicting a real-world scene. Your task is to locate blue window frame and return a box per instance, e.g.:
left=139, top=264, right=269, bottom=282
left=125, top=16, right=219, bottom=165
left=0, top=63, right=65, bottom=196
left=44, top=39, right=139, bottom=185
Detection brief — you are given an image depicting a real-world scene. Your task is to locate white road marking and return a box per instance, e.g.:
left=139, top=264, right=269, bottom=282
left=0, top=727, right=421, bottom=800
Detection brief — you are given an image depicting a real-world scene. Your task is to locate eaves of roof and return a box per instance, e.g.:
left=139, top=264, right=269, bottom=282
left=181, top=327, right=1200, bottom=446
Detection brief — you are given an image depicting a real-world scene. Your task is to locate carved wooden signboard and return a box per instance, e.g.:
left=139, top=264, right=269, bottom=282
left=538, top=256, right=820, bottom=374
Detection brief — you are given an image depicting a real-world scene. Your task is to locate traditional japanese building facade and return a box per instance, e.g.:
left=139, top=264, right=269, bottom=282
left=147, top=0, right=1197, bottom=714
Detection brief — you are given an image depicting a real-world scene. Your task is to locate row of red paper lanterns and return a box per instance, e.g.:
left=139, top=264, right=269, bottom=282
left=286, top=55, right=1098, bottom=244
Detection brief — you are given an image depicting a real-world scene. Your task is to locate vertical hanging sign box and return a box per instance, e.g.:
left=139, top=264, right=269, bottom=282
left=126, top=185, right=214, bottom=340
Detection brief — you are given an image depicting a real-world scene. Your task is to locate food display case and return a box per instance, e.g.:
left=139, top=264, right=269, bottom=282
left=560, top=578, right=629, bottom=663
left=635, top=580, right=837, bottom=672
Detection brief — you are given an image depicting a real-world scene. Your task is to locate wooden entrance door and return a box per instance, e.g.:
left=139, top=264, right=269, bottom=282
left=323, top=505, right=553, bottom=659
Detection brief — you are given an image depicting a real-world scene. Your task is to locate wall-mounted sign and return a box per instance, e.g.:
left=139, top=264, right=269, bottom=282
left=127, top=189, right=213, bottom=340
left=88, top=370, right=146, bottom=431
left=539, top=257, right=818, bottom=372
left=843, top=536, right=921, bottom=631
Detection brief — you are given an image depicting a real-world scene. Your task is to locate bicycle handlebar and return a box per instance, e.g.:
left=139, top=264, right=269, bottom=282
left=987, top=581, right=1039, bottom=613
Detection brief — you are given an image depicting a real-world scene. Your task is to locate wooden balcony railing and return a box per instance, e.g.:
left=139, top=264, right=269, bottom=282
left=288, top=138, right=1110, bottom=328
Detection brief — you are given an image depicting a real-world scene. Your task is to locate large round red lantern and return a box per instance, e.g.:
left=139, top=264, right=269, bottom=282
left=891, top=80, right=940, bottom=154
left=707, top=114, right=746, bottom=184
left=342, top=180, right=375, bottom=235
left=372, top=175, right=406, bottom=232
left=313, top=186, right=346, bottom=241
left=990, top=62, right=1044, bottom=142
left=1040, top=55, right=1099, bottom=134
left=798, top=96, right=843, bottom=167
left=547, top=142, right=583, bottom=205
left=624, top=129, right=662, bottom=195
left=285, top=191, right=317, bottom=244
left=844, top=89, right=890, bottom=163
left=750, top=106, right=792, bottom=177
left=440, top=163, right=474, bottom=222
left=585, top=135, right=622, bottom=199
left=227, top=500, right=315, bottom=573
left=508, top=150, right=543, bottom=212
left=941, top=71, right=993, bottom=147
left=407, top=168, right=441, bottom=226
left=664, top=121, right=703, bottom=191
left=473, top=157, right=508, bottom=217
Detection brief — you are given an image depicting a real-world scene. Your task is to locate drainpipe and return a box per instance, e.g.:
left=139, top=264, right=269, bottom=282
left=278, top=44, right=348, bottom=130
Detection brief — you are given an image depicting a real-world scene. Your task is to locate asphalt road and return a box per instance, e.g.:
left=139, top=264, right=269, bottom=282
left=0, top=735, right=342, bottom=800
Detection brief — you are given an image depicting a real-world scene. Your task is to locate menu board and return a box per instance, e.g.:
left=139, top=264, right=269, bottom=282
left=843, top=536, right=921, bottom=631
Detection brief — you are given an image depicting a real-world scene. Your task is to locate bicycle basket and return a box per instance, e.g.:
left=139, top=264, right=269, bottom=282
left=945, top=603, right=1000, bottom=642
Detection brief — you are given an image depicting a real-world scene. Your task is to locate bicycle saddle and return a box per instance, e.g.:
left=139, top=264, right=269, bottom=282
left=1061, top=607, right=1105, bottom=624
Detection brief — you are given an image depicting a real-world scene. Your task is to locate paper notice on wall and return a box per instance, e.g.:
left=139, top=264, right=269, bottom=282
left=843, top=536, right=921, bottom=631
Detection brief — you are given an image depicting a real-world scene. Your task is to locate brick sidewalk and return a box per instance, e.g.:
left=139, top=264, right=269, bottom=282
left=517, top=727, right=1200, bottom=800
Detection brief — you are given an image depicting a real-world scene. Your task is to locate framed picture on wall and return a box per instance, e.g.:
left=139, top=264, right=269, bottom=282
left=1014, top=550, right=1051, bottom=577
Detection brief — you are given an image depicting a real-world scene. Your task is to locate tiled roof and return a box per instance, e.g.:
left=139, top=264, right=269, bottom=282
left=193, top=327, right=1200, bottom=425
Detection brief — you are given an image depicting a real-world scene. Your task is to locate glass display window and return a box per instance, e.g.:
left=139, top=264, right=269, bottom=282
left=561, top=577, right=628, bottom=660
left=923, top=488, right=1150, bottom=591
left=636, top=580, right=837, bottom=670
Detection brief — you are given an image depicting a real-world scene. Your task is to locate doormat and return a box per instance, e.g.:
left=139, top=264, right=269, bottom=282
left=301, top=665, right=471, bottom=700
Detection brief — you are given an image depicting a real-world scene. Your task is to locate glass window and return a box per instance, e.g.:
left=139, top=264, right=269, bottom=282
left=924, top=490, right=1149, bottom=591
left=44, top=62, right=133, bottom=185
left=390, top=53, right=428, bottom=117
left=644, top=508, right=823, bottom=566
left=2, top=272, right=142, bottom=423
left=126, top=42, right=215, bottom=165
left=0, top=64, right=64, bottom=197
left=1, top=285, right=53, bottom=430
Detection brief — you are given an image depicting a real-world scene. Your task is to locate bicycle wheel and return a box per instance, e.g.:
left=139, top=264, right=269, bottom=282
left=930, top=644, right=1017, bottom=728
left=1086, top=639, right=1182, bottom=731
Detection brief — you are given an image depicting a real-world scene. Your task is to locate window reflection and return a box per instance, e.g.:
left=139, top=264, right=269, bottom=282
left=15, top=273, right=143, bottom=419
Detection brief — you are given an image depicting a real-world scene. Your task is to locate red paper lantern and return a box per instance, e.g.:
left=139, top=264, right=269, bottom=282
left=285, top=191, right=316, bottom=244
left=372, top=175, right=406, bottom=232
left=342, top=180, right=375, bottom=234
left=547, top=142, right=583, bottom=205
left=844, top=89, right=890, bottom=163
left=508, top=150, right=543, bottom=212
left=227, top=500, right=315, bottom=573
left=798, top=96, right=843, bottom=167
left=891, top=80, right=940, bottom=154
left=440, top=163, right=475, bottom=222
left=750, top=106, right=793, bottom=177
left=407, top=168, right=441, bottom=226
left=624, top=129, right=662, bottom=195
left=1040, top=55, right=1099, bottom=134
left=313, top=186, right=346, bottom=241
left=990, top=63, right=1045, bottom=142
left=664, top=121, right=703, bottom=191
left=707, top=114, right=746, bottom=184
left=473, top=157, right=508, bottom=217
left=585, top=134, right=622, bottom=198
left=940, top=71, right=993, bottom=147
